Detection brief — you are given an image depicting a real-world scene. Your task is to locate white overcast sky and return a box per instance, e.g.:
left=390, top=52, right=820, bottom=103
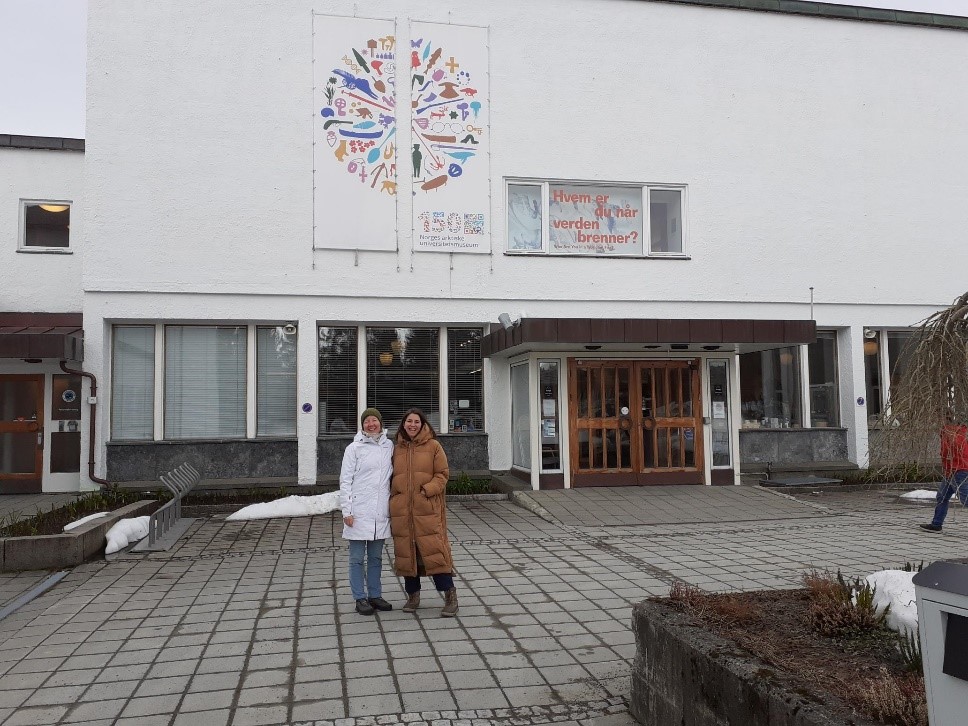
left=0, top=0, right=965, bottom=138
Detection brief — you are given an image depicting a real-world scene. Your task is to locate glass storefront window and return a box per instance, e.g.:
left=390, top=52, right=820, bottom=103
left=367, top=327, right=440, bottom=432
left=739, top=347, right=802, bottom=428
left=808, top=331, right=840, bottom=427
left=708, top=360, right=731, bottom=466
left=318, top=327, right=358, bottom=435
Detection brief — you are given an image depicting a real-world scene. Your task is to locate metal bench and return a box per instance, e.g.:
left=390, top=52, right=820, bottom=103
left=131, top=463, right=200, bottom=552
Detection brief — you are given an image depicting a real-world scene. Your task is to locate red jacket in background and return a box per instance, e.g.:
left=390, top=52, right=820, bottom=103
left=941, top=424, right=968, bottom=477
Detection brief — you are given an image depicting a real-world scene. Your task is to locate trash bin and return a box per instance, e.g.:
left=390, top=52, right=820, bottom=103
left=913, top=560, right=968, bottom=725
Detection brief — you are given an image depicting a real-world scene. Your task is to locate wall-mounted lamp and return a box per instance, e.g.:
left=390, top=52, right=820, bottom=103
left=498, top=313, right=514, bottom=331
left=863, top=328, right=877, bottom=340
left=282, top=322, right=298, bottom=335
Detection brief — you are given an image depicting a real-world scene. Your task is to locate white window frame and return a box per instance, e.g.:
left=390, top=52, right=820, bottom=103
left=18, top=199, right=73, bottom=254
left=504, top=179, right=688, bottom=259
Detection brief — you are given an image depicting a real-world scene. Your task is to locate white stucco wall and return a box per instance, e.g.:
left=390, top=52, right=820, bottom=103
left=84, top=0, right=968, bottom=308
left=1, top=147, right=83, bottom=312
left=76, top=1, right=968, bottom=485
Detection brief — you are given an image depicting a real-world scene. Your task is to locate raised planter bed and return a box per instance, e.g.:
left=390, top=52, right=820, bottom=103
left=0, top=500, right=157, bottom=572
left=630, top=597, right=880, bottom=726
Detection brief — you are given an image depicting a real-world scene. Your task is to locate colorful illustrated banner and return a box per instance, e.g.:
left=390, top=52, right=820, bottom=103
left=549, top=184, right=643, bottom=256
left=313, top=15, right=397, bottom=251
left=410, top=22, right=490, bottom=254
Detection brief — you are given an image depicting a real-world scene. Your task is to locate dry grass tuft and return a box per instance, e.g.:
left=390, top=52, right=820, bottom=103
left=850, top=671, right=928, bottom=726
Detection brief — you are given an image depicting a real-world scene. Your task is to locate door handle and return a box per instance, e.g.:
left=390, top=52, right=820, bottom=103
left=37, top=428, right=44, bottom=449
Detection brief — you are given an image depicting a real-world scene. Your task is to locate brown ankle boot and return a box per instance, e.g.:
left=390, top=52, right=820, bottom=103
left=402, top=592, right=420, bottom=613
left=441, top=587, right=458, bottom=617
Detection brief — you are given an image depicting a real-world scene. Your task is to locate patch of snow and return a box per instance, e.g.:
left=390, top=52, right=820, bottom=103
left=865, top=570, right=918, bottom=635
left=226, top=491, right=341, bottom=521
left=63, top=512, right=109, bottom=532
left=104, top=516, right=150, bottom=554
left=900, top=489, right=938, bottom=501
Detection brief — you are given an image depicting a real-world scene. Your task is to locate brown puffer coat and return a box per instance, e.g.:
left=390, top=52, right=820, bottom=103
left=389, top=424, right=453, bottom=576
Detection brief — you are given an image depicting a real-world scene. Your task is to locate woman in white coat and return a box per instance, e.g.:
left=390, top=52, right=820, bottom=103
left=340, top=407, right=394, bottom=616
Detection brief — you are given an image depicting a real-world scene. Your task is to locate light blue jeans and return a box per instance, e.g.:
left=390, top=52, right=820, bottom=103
left=930, top=470, right=968, bottom=527
left=348, top=539, right=384, bottom=600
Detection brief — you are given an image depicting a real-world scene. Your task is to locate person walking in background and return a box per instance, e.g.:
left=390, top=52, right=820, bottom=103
left=340, top=408, right=395, bottom=615
left=390, top=408, right=459, bottom=617
left=920, top=414, right=968, bottom=533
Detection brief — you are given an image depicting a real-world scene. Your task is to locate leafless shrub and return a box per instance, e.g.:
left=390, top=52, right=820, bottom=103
left=869, top=291, right=968, bottom=479
left=850, top=670, right=928, bottom=726
left=802, top=569, right=889, bottom=639
left=667, top=582, right=759, bottom=624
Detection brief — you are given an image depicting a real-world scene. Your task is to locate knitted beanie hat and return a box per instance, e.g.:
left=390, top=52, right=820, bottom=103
left=360, top=407, right=383, bottom=427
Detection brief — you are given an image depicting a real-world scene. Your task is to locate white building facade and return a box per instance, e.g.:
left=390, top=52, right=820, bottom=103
left=3, top=0, right=967, bottom=492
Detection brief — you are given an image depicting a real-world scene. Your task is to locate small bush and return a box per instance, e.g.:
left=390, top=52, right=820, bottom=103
left=803, top=569, right=890, bottom=639
left=850, top=671, right=928, bottom=726
left=667, top=582, right=759, bottom=624
left=447, top=471, right=490, bottom=495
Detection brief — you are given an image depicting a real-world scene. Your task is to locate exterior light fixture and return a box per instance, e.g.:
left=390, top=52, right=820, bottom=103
left=584, top=345, right=602, bottom=351
left=38, top=204, right=69, bottom=213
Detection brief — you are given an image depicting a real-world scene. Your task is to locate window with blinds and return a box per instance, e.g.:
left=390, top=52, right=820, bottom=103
left=165, top=326, right=247, bottom=439
left=111, top=326, right=155, bottom=440
left=447, top=328, right=483, bottom=432
left=257, top=327, right=296, bottom=436
left=367, top=327, right=440, bottom=432
left=318, top=327, right=358, bottom=435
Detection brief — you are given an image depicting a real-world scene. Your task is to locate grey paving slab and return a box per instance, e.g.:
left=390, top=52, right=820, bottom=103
left=0, top=490, right=961, bottom=725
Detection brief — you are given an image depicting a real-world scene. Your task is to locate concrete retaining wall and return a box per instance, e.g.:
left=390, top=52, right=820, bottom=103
left=0, top=500, right=156, bottom=572
left=630, top=598, right=878, bottom=726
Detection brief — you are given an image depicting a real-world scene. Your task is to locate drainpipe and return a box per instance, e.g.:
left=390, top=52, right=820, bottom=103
left=59, top=360, right=110, bottom=488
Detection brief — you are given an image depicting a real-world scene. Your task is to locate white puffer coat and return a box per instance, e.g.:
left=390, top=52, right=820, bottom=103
left=339, top=430, right=393, bottom=540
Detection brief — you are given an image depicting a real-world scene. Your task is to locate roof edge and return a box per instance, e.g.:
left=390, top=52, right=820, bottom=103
left=0, top=135, right=85, bottom=152
left=640, top=0, right=968, bottom=31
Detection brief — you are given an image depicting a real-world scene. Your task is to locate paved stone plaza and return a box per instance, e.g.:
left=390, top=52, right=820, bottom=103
left=0, top=486, right=964, bottom=726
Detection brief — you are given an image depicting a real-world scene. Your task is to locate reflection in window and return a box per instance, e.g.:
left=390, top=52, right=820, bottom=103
left=447, top=328, right=484, bottom=432
left=257, top=327, right=296, bottom=436
left=539, top=361, right=560, bottom=472
left=808, top=331, right=840, bottom=427
left=23, top=202, right=70, bottom=249
left=111, top=326, right=155, bottom=440
left=511, top=364, right=530, bottom=469
left=507, top=184, right=542, bottom=251
left=864, top=332, right=882, bottom=422
left=740, top=347, right=802, bottom=428
left=318, top=327, right=358, bottom=434
left=649, top=189, right=682, bottom=254
left=887, top=331, right=914, bottom=408
left=165, top=326, right=246, bottom=439
left=367, top=328, right=440, bottom=432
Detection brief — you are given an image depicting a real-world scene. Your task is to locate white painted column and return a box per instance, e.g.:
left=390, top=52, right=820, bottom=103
left=841, top=326, right=869, bottom=467
left=296, top=318, right=318, bottom=486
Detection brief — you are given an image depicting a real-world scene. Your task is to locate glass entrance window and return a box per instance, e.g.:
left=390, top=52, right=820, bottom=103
left=511, top=364, right=530, bottom=469
left=708, top=360, right=731, bottom=467
left=538, top=361, right=561, bottom=472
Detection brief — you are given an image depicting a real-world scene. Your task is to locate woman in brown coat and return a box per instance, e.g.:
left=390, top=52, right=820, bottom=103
left=389, top=408, right=458, bottom=617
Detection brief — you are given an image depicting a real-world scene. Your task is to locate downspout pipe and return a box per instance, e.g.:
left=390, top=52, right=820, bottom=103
left=59, top=360, right=110, bottom=489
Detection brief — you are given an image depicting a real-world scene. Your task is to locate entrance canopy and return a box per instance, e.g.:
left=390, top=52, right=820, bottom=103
left=0, top=313, right=83, bottom=363
left=482, top=317, right=815, bottom=358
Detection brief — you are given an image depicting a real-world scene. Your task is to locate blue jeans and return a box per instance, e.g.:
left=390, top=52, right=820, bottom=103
left=348, top=539, right=385, bottom=600
left=930, top=470, right=968, bottom=527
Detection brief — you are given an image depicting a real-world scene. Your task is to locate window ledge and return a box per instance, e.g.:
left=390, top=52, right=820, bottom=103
left=503, top=252, right=691, bottom=260
left=17, top=248, right=73, bottom=255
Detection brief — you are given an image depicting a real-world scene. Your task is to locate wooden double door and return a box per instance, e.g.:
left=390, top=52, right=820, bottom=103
left=568, top=359, right=704, bottom=486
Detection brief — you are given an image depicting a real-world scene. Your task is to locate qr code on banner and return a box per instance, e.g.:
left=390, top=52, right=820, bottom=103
left=463, top=214, right=485, bottom=235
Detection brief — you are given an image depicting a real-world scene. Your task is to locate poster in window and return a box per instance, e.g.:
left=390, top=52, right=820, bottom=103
left=549, top=184, right=643, bottom=255
left=411, top=22, right=490, bottom=253
left=313, top=15, right=397, bottom=251
left=507, top=185, right=542, bottom=251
